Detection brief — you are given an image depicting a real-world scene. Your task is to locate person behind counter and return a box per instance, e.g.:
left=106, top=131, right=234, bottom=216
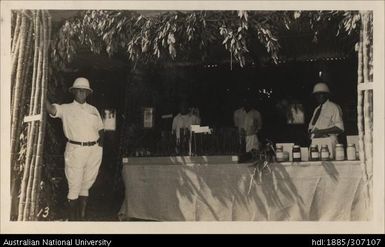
left=237, top=98, right=263, bottom=153
left=172, top=101, right=201, bottom=154
left=308, top=82, right=344, bottom=157
left=233, top=98, right=247, bottom=151
left=233, top=98, right=246, bottom=131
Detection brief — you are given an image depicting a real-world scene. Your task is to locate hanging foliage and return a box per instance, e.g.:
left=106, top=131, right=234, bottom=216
left=50, top=10, right=362, bottom=71
left=50, top=10, right=299, bottom=69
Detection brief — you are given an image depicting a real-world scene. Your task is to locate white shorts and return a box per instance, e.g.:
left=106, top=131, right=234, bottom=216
left=64, top=142, right=103, bottom=200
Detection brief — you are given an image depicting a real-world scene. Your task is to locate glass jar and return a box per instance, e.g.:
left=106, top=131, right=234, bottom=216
left=276, top=145, right=284, bottom=162
left=292, top=145, right=301, bottom=162
left=347, top=144, right=356, bottom=160
left=310, top=144, right=319, bottom=161
left=335, top=144, right=345, bottom=161
left=321, top=145, right=330, bottom=161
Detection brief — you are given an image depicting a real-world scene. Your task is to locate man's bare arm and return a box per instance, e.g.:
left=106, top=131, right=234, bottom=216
left=46, top=100, right=57, bottom=116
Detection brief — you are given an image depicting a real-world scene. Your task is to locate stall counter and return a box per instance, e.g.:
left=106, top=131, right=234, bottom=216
left=118, top=156, right=368, bottom=221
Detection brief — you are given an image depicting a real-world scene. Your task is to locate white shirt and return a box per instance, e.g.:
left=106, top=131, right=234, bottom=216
left=50, top=101, right=104, bottom=142
left=241, top=109, right=262, bottom=136
left=308, top=99, right=344, bottom=134
left=172, top=113, right=201, bottom=139
left=233, top=107, right=246, bottom=130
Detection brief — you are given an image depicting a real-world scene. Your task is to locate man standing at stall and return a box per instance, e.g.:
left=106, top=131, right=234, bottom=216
left=233, top=98, right=247, bottom=152
left=308, top=82, right=344, bottom=157
left=172, top=101, right=201, bottom=154
left=238, top=98, right=263, bottom=153
left=46, top=77, right=104, bottom=221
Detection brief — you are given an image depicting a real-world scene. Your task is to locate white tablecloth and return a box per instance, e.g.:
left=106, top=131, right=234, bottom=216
left=118, top=157, right=369, bottom=221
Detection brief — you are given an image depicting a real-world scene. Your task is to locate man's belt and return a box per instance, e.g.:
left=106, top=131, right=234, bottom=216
left=68, top=140, right=97, bottom=146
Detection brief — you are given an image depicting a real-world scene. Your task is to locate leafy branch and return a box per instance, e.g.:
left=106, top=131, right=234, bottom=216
left=51, top=10, right=361, bottom=70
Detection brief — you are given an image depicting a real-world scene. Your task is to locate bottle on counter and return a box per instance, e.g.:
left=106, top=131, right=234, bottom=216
left=309, top=144, right=319, bottom=161
left=320, top=144, right=330, bottom=161
left=347, top=144, right=356, bottom=160
left=276, top=145, right=284, bottom=162
left=335, top=144, right=345, bottom=161
left=292, top=145, right=301, bottom=162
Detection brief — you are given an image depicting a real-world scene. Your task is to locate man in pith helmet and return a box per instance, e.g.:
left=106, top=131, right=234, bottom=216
left=46, top=77, right=104, bottom=221
left=308, top=82, right=344, bottom=158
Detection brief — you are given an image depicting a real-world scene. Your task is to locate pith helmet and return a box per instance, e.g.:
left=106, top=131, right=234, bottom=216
left=69, top=77, right=93, bottom=93
left=312, top=83, right=330, bottom=94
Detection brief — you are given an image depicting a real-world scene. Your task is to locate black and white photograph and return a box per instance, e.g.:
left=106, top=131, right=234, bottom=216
left=0, top=1, right=384, bottom=234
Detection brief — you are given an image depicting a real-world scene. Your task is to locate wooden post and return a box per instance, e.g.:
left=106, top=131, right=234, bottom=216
left=11, top=11, right=28, bottom=171
left=356, top=10, right=373, bottom=220
left=362, top=11, right=373, bottom=217
left=14, top=9, right=51, bottom=221
left=30, top=11, right=50, bottom=220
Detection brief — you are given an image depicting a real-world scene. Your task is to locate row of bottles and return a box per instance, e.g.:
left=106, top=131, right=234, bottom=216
left=276, top=144, right=357, bottom=162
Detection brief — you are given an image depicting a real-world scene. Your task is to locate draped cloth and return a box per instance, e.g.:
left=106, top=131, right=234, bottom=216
left=118, top=158, right=367, bottom=221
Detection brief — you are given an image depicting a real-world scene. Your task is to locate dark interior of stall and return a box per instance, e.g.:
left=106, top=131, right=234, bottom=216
left=97, top=56, right=358, bottom=155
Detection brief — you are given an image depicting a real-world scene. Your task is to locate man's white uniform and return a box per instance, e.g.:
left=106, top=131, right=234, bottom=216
left=233, top=107, right=246, bottom=131
left=308, top=99, right=344, bottom=142
left=242, top=109, right=263, bottom=152
left=308, top=83, right=344, bottom=159
left=308, top=99, right=344, bottom=158
left=50, top=101, right=104, bottom=200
